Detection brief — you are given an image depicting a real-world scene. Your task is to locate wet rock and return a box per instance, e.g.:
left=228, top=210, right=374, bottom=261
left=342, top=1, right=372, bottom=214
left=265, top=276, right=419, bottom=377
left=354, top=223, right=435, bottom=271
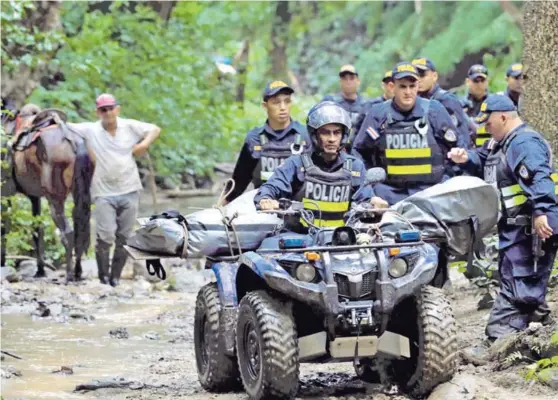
left=2, top=287, right=13, bottom=303
left=1, top=266, right=19, bottom=282
left=69, top=309, right=94, bottom=321
left=17, top=259, right=39, bottom=279
left=74, top=376, right=142, bottom=391
left=48, top=303, right=64, bottom=317
left=52, top=366, right=74, bottom=375
left=537, top=367, right=558, bottom=390
left=428, top=373, right=480, bottom=400
left=129, top=381, right=144, bottom=390
left=144, top=331, right=160, bottom=340
left=489, top=324, right=558, bottom=365
left=110, top=327, right=129, bottom=339
left=1, top=365, right=23, bottom=379
left=32, top=302, right=51, bottom=317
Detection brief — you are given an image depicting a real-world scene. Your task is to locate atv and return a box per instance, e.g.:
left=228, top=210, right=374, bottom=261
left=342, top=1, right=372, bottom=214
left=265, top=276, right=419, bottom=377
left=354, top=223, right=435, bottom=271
left=193, top=198, right=458, bottom=399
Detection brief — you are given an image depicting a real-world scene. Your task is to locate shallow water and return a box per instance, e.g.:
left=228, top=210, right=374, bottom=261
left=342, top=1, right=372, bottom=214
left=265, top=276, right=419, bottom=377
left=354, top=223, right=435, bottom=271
left=1, top=292, right=187, bottom=400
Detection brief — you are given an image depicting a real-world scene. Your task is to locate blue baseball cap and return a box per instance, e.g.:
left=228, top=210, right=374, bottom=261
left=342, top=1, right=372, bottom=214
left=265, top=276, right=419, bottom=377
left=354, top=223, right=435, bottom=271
left=382, top=70, right=393, bottom=82
left=506, top=63, right=523, bottom=78
left=468, top=64, right=488, bottom=79
left=391, top=62, right=419, bottom=81
left=475, top=94, right=517, bottom=124
left=412, top=57, right=436, bottom=72
left=263, top=80, right=294, bottom=101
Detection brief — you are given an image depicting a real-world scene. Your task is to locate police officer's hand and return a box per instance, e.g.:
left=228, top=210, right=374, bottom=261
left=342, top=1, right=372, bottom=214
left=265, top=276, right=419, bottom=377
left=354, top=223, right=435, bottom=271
left=534, top=215, right=554, bottom=240
left=259, top=198, right=279, bottom=211
left=370, top=196, right=389, bottom=209
left=447, top=148, right=468, bottom=164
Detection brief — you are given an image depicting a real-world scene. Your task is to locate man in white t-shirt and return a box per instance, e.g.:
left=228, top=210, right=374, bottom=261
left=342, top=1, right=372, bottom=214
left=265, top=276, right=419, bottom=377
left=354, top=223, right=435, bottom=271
left=70, top=94, right=160, bottom=286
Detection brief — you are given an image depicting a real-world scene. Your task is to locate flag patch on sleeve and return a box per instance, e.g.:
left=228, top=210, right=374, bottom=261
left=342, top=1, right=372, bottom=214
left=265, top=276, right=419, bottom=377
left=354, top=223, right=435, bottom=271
left=366, top=126, right=379, bottom=140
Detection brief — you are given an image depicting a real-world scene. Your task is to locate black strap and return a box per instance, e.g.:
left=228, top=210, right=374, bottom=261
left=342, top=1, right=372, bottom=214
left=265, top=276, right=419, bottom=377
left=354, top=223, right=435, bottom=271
left=146, top=259, right=166, bottom=280
left=301, top=153, right=313, bottom=170
left=149, top=210, right=187, bottom=224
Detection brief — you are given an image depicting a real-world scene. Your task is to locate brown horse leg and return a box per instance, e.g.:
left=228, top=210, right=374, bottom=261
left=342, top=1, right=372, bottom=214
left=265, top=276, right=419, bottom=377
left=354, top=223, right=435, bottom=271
left=29, top=196, right=47, bottom=277
left=48, top=197, right=74, bottom=282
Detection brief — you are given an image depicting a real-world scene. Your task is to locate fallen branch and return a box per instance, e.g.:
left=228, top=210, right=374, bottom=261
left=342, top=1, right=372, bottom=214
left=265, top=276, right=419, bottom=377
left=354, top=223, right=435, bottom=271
left=1, top=350, right=23, bottom=360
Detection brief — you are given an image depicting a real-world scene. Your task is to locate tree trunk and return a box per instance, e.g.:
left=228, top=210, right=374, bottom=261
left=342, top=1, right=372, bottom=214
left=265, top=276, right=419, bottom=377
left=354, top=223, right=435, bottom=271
left=269, top=1, right=292, bottom=79
left=234, top=40, right=250, bottom=104
left=521, top=1, right=558, bottom=154
left=1, top=1, right=63, bottom=108
left=147, top=1, right=177, bottom=21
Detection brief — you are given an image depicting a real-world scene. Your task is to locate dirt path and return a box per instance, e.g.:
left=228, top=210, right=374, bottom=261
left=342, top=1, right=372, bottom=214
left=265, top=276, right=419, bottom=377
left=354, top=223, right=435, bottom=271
left=1, top=262, right=557, bottom=400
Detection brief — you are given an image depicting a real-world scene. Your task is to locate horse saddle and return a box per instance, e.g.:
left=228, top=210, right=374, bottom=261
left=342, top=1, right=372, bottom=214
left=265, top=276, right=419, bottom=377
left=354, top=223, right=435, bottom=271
left=12, top=109, right=73, bottom=151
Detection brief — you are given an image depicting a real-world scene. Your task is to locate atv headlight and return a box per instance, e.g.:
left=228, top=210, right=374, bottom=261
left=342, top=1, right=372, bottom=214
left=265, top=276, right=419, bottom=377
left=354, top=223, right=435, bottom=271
left=388, top=258, right=408, bottom=278
left=295, top=263, right=316, bottom=282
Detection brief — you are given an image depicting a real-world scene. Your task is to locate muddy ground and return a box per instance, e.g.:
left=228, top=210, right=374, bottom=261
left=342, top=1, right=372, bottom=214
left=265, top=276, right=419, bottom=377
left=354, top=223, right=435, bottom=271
left=1, top=259, right=557, bottom=400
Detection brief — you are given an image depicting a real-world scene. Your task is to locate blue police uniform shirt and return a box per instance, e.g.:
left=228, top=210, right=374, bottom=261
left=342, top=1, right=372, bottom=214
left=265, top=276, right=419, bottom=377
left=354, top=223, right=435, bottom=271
left=254, top=151, right=366, bottom=205
left=322, top=93, right=368, bottom=123
left=422, top=83, right=470, bottom=150
left=353, top=95, right=390, bottom=134
left=464, top=124, right=558, bottom=247
left=226, top=120, right=310, bottom=202
left=351, top=96, right=464, bottom=169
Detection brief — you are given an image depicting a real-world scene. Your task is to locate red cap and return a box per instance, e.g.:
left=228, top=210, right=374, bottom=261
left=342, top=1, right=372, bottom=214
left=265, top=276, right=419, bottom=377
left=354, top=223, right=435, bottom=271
left=95, top=93, right=118, bottom=109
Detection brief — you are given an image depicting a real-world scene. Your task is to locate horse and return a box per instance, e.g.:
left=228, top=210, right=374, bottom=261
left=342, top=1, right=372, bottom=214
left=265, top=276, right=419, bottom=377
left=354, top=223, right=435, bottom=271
left=1, top=100, right=95, bottom=282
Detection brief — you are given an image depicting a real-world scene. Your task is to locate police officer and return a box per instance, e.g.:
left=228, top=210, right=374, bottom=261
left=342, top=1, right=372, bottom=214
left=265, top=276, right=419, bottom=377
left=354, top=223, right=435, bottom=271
left=322, top=64, right=369, bottom=151
left=462, top=64, right=491, bottom=148
left=224, top=81, right=310, bottom=204
left=448, top=94, right=557, bottom=340
left=255, top=101, right=366, bottom=230
left=499, top=63, right=522, bottom=108
left=351, top=62, right=461, bottom=206
left=353, top=70, right=394, bottom=135
left=463, top=64, right=489, bottom=118
left=413, top=56, right=470, bottom=152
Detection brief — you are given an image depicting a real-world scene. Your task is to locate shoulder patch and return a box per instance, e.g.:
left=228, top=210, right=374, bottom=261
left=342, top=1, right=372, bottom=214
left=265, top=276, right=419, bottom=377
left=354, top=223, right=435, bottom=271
left=444, top=129, right=457, bottom=143
left=518, top=163, right=531, bottom=181
left=253, top=145, right=262, bottom=151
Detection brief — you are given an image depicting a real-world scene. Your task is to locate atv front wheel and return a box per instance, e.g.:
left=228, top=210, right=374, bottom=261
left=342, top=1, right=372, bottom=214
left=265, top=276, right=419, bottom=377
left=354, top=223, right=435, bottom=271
left=194, top=283, right=240, bottom=391
left=386, top=286, right=458, bottom=396
left=236, top=291, right=299, bottom=400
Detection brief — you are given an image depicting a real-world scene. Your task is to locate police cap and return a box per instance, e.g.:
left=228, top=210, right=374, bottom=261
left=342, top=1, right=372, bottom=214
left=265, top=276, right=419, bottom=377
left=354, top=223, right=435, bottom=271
left=263, top=81, right=294, bottom=101
left=475, top=94, right=516, bottom=124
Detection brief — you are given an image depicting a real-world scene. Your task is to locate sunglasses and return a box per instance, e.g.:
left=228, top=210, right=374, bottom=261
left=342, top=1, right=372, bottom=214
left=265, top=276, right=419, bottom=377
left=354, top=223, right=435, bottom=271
left=98, top=106, right=116, bottom=113
left=472, top=78, right=486, bottom=83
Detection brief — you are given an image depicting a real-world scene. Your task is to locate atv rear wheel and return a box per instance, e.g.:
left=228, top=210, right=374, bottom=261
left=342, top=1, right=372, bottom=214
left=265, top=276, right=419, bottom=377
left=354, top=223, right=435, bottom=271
left=236, top=291, right=299, bottom=400
left=385, top=286, right=458, bottom=396
left=194, top=283, right=240, bottom=391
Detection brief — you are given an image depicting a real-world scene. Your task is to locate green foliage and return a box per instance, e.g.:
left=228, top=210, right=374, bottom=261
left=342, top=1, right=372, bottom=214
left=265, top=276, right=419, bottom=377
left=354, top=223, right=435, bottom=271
left=525, top=352, right=558, bottom=381
left=9, top=0, right=525, bottom=181
left=0, top=0, right=64, bottom=73
left=29, top=2, right=247, bottom=177
left=1, top=194, right=71, bottom=267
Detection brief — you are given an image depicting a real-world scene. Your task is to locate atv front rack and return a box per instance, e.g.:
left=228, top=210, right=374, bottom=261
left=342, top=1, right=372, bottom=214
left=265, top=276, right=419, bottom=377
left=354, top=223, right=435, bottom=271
left=256, top=241, right=424, bottom=254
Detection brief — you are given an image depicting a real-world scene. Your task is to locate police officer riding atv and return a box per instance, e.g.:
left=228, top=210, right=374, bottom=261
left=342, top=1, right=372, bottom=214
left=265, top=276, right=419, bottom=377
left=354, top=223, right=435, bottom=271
left=193, top=103, right=459, bottom=400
